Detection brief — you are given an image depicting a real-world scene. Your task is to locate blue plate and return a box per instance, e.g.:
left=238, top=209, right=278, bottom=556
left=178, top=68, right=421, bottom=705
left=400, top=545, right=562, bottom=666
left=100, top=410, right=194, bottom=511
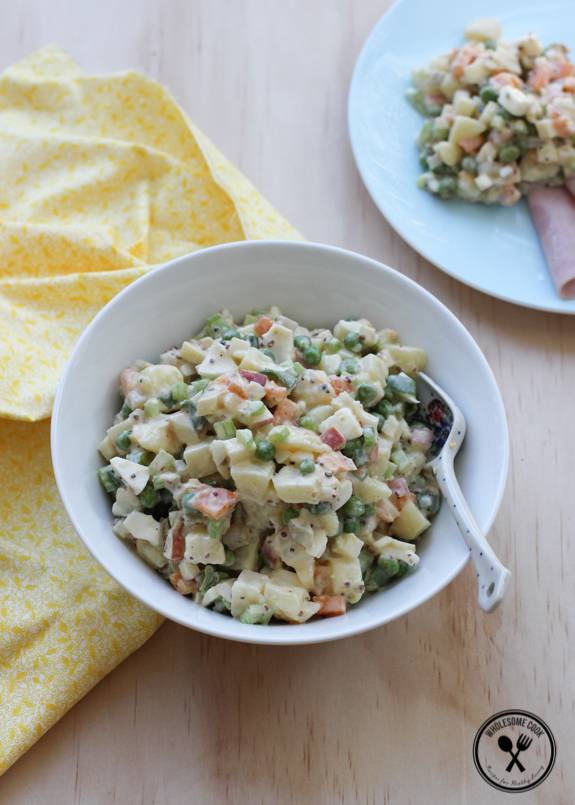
left=348, top=0, right=575, bottom=314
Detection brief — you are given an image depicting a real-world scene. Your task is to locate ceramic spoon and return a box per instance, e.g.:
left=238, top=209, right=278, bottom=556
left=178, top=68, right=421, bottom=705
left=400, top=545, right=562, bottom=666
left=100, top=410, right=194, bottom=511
left=416, top=372, right=511, bottom=613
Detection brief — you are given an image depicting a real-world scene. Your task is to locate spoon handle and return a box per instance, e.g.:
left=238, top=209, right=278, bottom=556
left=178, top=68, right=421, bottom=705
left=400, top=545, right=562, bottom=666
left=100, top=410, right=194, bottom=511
left=433, top=449, right=511, bottom=613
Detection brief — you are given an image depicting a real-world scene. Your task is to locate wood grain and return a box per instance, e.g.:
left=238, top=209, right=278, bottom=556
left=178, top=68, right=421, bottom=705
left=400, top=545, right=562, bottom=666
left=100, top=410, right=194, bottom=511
left=1, top=1, right=573, bottom=802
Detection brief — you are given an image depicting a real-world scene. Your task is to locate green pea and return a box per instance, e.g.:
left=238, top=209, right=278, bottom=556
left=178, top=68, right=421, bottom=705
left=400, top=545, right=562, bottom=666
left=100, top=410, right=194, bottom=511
left=358, top=550, right=373, bottom=576
left=139, top=483, right=159, bottom=509
left=369, top=565, right=390, bottom=588
left=325, top=337, right=342, bottom=353
left=221, top=547, right=235, bottom=567
left=419, top=153, right=430, bottom=170
left=182, top=491, right=198, bottom=513
left=438, top=177, right=457, bottom=197
left=374, top=400, right=394, bottom=419
left=374, top=413, right=386, bottom=433
left=171, top=382, right=188, bottom=402
left=283, top=507, right=300, bottom=524
left=115, top=430, right=132, bottom=451
left=120, top=402, right=133, bottom=419
left=299, top=459, right=315, bottom=475
left=396, top=560, right=410, bottom=578
left=341, top=437, right=362, bottom=458
left=207, top=518, right=228, bottom=539
left=294, top=335, right=312, bottom=351
left=260, top=347, right=276, bottom=361
left=299, top=416, right=319, bottom=433
left=343, top=332, right=363, bottom=353
left=499, top=144, right=521, bottom=163
left=363, top=502, right=377, bottom=517
left=479, top=85, right=498, bottom=103
left=378, top=556, right=399, bottom=577
left=338, top=358, right=360, bottom=376
left=382, top=385, right=394, bottom=402
left=393, top=402, right=406, bottom=419
left=461, top=156, right=478, bottom=175
left=306, top=501, right=331, bottom=515
left=302, top=346, right=322, bottom=366
left=357, top=383, right=377, bottom=405
left=343, top=495, right=366, bottom=517
left=255, top=440, right=276, bottom=461
left=343, top=515, right=360, bottom=533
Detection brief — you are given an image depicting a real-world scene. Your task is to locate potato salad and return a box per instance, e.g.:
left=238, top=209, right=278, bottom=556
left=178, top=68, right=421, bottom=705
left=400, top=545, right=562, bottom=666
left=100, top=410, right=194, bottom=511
left=98, top=308, right=440, bottom=625
left=408, top=17, right=575, bottom=205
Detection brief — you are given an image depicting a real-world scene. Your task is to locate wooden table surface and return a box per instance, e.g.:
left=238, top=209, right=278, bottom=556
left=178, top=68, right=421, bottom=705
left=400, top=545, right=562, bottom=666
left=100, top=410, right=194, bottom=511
left=1, top=1, right=573, bottom=802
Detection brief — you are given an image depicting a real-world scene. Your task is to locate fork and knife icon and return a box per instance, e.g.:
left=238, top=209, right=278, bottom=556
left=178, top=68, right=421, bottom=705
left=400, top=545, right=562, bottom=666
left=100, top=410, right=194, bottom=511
left=498, top=733, right=533, bottom=773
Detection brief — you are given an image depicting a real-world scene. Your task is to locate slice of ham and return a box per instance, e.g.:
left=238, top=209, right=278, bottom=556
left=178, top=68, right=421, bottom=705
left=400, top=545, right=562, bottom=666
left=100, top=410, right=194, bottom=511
left=528, top=186, right=575, bottom=299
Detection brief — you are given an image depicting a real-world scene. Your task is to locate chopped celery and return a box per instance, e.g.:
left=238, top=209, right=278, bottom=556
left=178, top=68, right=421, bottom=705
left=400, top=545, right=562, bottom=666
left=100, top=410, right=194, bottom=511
left=214, top=418, right=237, bottom=440
left=240, top=604, right=273, bottom=625
left=383, top=461, right=397, bottom=480
left=283, top=507, right=300, bottom=524
left=353, top=448, right=369, bottom=467
left=126, top=450, right=153, bottom=466
left=247, top=401, right=265, bottom=417
left=260, top=367, right=297, bottom=389
left=206, top=313, right=232, bottom=338
left=358, top=549, right=373, bottom=577
left=243, top=313, right=258, bottom=325
left=158, top=390, right=176, bottom=410
left=200, top=565, right=229, bottom=594
left=221, top=547, right=235, bottom=567
left=299, top=416, right=318, bottom=433
left=391, top=448, right=413, bottom=474
left=171, top=382, right=188, bottom=402
left=189, top=378, right=209, bottom=394
left=148, top=449, right=175, bottom=474
left=98, top=466, right=121, bottom=493
left=236, top=429, right=254, bottom=449
left=362, top=426, right=377, bottom=449
left=144, top=397, right=161, bottom=418
left=268, top=425, right=290, bottom=444
left=139, top=484, right=159, bottom=509
left=385, top=372, right=418, bottom=402
left=416, top=119, right=434, bottom=148
left=293, top=362, right=305, bottom=377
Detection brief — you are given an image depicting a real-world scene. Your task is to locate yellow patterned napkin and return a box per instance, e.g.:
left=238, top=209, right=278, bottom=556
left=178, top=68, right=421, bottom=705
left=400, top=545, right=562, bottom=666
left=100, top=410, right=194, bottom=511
left=0, top=46, right=301, bottom=773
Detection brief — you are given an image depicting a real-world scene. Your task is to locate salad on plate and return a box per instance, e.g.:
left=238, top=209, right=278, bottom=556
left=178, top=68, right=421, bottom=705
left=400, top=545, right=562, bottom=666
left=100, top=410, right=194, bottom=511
left=98, top=308, right=440, bottom=625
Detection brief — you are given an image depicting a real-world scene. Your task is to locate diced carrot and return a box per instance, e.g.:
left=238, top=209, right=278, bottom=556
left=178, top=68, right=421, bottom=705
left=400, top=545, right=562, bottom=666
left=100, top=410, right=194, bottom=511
left=527, top=61, right=551, bottom=90
left=311, top=565, right=330, bottom=597
left=240, top=369, right=267, bottom=386
left=459, top=135, right=485, bottom=154
left=330, top=376, right=354, bottom=396
left=169, top=573, right=198, bottom=595
left=228, top=376, right=249, bottom=399
left=553, top=116, right=575, bottom=137
left=191, top=487, right=238, bottom=519
left=500, top=184, right=522, bottom=207
left=550, top=59, right=575, bottom=80
left=313, top=595, right=347, bottom=616
left=273, top=398, right=298, bottom=425
left=120, top=368, right=140, bottom=396
left=317, top=451, right=356, bottom=474
left=264, top=379, right=288, bottom=405
left=320, top=427, right=346, bottom=450
left=396, top=492, right=417, bottom=511
left=253, top=315, right=274, bottom=336
left=489, top=72, right=522, bottom=89
left=451, top=46, right=476, bottom=79
left=563, top=76, right=575, bottom=93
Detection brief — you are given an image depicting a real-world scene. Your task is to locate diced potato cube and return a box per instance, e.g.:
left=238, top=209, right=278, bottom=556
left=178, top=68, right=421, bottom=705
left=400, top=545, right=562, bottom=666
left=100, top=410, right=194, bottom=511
left=498, top=86, right=529, bottom=118
left=453, top=90, right=480, bottom=117
left=475, top=174, right=493, bottom=191
left=230, top=569, right=267, bottom=618
left=231, top=537, right=261, bottom=571
left=535, top=119, right=557, bottom=141
left=370, top=536, right=420, bottom=566
left=440, top=72, right=463, bottom=101
left=352, top=475, right=391, bottom=504
left=132, top=417, right=182, bottom=456
left=327, top=556, right=363, bottom=603
left=288, top=514, right=328, bottom=559
left=227, top=337, right=250, bottom=362
left=263, top=571, right=320, bottom=623
left=319, top=353, right=342, bottom=375
left=112, top=487, right=143, bottom=517
left=433, top=140, right=463, bottom=166
left=271, top=532, right=317, bottom=588
left=361, top=353, right=389, bottom=384
left=479, top=100, right=500, bottom=127
left=231, top=459, right=276, bottom=503
left=239, top=347, right=276, bottom=373
left=388, top=500, right=430, bottom=541
left=462, top=59, right=490, bottom=86
left=448, top=116, right=486, bottom=145
left=292, top=370, right=335, bottom=407
left=272, top=464, right=322, bottom=504
left=124, top=511, right=161, bottom=545
left=183, top=439, right=217, bottom=478
left=196, top=343, right=238, bottom=379
left=302, top=405, right=333, bottom=427
left=181, top=341, right=207, bottom=365
left=168, top=411, right=201, bottom=445
left=332, top=533, right=363, bottom=559
left=179, top=559, right=200, bottom=580
left=184, top=528, right=226, bottom=565
left=138, top=364, right=183, bottom=399
left=110, top=456, right=150, bottom=495
left=379, top=344, right=426, bottom=374
left=136, top=539, right=168, bottom=569
left=463, top=17, right=502, bottom=42
left=319, top=407, right=363, bottom=441
left=262, top=322, right=295, bottom=363
left=330, top=392, right=379, bottom=429
left=333, top=318, right=378, bottom=347
left=98, top=435, right=118, bottom=461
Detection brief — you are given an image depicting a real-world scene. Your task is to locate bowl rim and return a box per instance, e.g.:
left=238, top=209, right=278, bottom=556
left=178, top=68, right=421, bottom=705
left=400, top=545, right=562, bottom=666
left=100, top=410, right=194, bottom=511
left=51, top=239, right=509, bottom=645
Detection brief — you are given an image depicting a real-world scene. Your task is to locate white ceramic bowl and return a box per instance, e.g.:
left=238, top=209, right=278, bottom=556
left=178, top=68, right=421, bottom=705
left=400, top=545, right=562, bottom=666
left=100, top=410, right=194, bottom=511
left=51, top=241, right=508, bottom=645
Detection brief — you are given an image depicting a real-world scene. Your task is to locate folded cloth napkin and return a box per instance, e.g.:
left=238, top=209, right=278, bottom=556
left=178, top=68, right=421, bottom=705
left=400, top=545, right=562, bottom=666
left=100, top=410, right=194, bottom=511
left=0, top=46, right=301, bottom=774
